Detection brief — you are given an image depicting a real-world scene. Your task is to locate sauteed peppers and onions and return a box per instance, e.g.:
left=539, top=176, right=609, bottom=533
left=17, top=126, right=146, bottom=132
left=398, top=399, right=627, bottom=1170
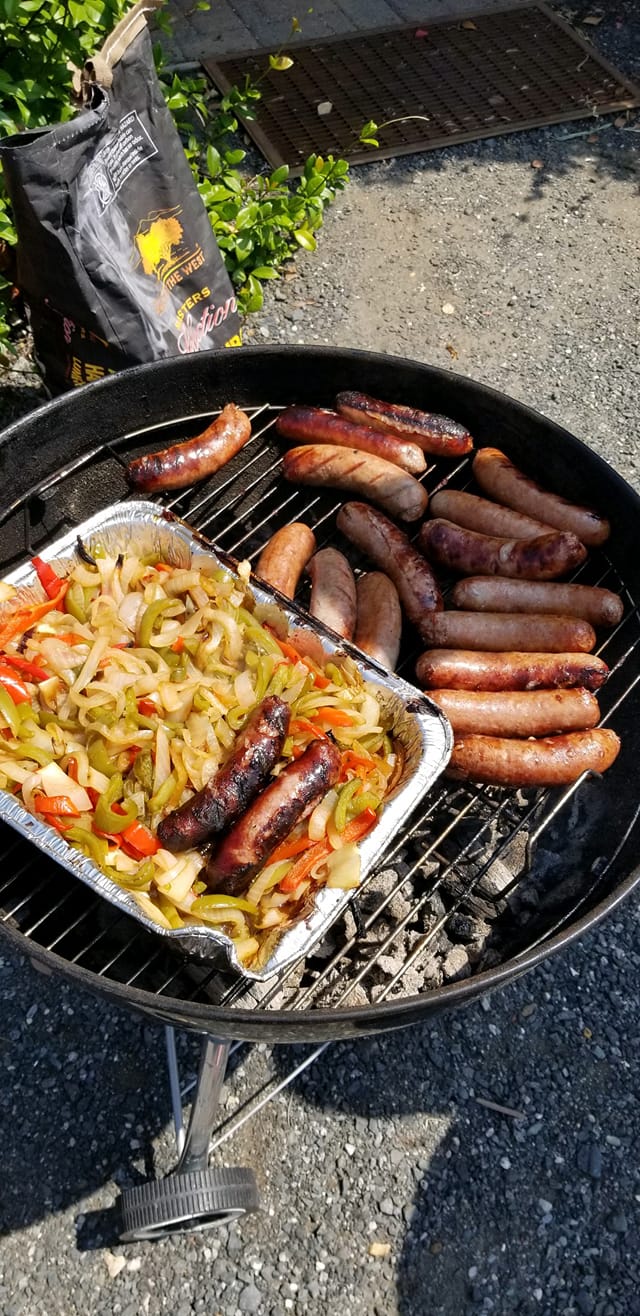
left=0, top=547, right=398, bottom=965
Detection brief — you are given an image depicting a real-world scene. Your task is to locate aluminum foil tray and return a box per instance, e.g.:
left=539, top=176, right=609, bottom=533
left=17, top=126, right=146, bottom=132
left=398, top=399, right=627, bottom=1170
left=0, top=501, right=452, bottom=981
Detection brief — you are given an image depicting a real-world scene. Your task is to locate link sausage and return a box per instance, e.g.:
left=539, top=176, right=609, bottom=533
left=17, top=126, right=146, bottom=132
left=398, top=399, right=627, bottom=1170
left=157, top=696, right=290, bottom=852
left=473, top=447, right=610, bottom=547
left=307, top=548, right=357, bottom=639
left=446, top=728, right=620, bottom=787
left=127, top=403, right=252, bottom=493
left=204, top=738, right=342, bottom=895
left=354, top=572, right=402, bottom=670
left=276, top=406, right=426, bottom=475
left=416, top=649, right=609, bottom=691
left=418, top=518, right=587, bottom=579
left=282, top=445, right=429, bottom=522
left=419, top=611, right=596, bottom=653
left=255, top=523, right=316, bottom=599
left=335, top=390, right=474, bottom=457
left=430, top=489, right=554, bottom=539
left=336, top=502, right=443, bottom=636
left=428, top=688, right=600, bottom=737
left=452, top=577, right=624, bottom=628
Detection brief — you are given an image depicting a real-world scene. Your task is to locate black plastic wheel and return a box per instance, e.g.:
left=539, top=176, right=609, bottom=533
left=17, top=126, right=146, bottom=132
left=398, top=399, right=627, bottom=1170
left=118, top=1167, right=259, bottom=1241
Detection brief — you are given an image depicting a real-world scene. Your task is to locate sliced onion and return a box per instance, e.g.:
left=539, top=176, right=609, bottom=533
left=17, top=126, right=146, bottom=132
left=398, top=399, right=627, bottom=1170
left=118, top=591, right=145, bottom=632
left=153, top=725, right=171, bottom=795
left=308, top=788, right=339, bottom=841
left=37, top=761, right=92, bottom=811
left=325, top=843, right=361, bottom=890
left=234, top=669, right=255, bottom=709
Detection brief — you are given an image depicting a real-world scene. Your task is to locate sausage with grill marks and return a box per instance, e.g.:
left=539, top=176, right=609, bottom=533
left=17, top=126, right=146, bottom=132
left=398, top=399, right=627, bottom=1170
left=275, top=406, right=427, bottom=474
left=335, top=391, right=474, bottom=457
left=282, top=445, right=429, bottom=522
left=255, top=523, right=316, bottom=599
left=428, top=688, right=601, bottom=737
left=446, top=729, right=620, bottom=788
left=418, top=518, right=587, bottom=580
left=452, top=577, right=624, bottom=628
left=307, top=548, right=357, bottom=639
left=354, top=572, right=402, bottom=670
left=473, top=447, right=610, bottom=547
left=127, top=403, right=252, bottom=493
left=416, top=649, right=609, bottom=692
left=204, top=738, right=342, bottom=896
left=419, top=610, right=596, bottom=653
left=157, top=696, right=290, bottom=852
left=336, top=502, right=443, bottom=637
left=430, top=489, right=554, bottom=539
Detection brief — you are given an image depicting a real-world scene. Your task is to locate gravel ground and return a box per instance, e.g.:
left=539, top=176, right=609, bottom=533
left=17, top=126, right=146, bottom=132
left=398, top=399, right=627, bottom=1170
left=1, top=5, right=640, bottom=1314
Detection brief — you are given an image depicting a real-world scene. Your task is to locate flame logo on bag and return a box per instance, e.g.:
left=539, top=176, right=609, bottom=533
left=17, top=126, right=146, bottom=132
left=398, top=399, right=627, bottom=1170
left=132, top=206, right=206, bottom=308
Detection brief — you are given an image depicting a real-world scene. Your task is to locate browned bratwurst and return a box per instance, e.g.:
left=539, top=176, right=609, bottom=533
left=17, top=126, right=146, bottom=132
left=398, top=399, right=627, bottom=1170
left=446, top=729, right=620, bottom=788
left=307, top=548, right=357, bottom=639
left=203, top=738, right=342, bottom=896
left=419, top=611, right=596, bottom=654
left=335, top=391, right=474, bottom=457
left=283, top=445, right=428, bottom=522
left=127, top=403, right=251, bottom=493
left=416, top=649, right=609, bottom=692
left=430, top=489, right=554, bottom=539
left=473, top=447, right=610, bottom=547
left=157, top=696, right=290, bottom=853
left=452, top=577, right=624, bottom=628
left=337, top=502, right=443, bottom=637
left=255, top=523, right=316, bottom=599
left=418, top=518, right=587, bottom=580
left=276, top=406, right=426, bottom=475
left=428, top=688, right=600, bottom=738
left=354, top=572, right=403, bottom=670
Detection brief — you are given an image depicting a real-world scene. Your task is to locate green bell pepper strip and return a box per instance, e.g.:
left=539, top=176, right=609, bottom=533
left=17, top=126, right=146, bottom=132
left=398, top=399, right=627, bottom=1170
left=235, top=608, right=282, bottom=656
left=64, top=582, right=88, bottom=624
left=227, top=706, right=249, bottom=732
left=253, top=653, right=275, bottom=702
left=137, top=598, right=175, bottom=648
left=86, top=705, right=118, bottom=727
left=93, top=774, right=137, bottom=834
left=148, top=772, right=177, bottom=813
left=87, top=736, right=119, bottom=777
left=324, top=662, right=344, bottom=687
left=65, top=825, right=109, bottom=868
left=265, top=663, right=289, bottom=698
left=109, top=858, right=157, bottom=891
left=350, top=791, right=381, bottom=818
left=133, top=750, right=154, bottom=792
left=333, top=778, right=364, bottom=833
left=0, top=686, right=22, bottom=735
left=191, top=894, right=258, bottom=916
left=156, top=894, right=184, bottom=927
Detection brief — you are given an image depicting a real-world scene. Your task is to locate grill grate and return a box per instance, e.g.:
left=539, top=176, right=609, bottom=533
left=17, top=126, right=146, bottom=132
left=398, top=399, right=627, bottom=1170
left=202, top=4, right=640, bottom=173
left=1, top=402, right=639, bottom=1023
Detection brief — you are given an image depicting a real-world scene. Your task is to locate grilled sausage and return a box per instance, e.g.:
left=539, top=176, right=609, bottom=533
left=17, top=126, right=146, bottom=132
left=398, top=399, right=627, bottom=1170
left=473, top=447, right=610, bottom=547
left=418, top=519, right=587, bottom=580
left=419, top=611, right=596, bottom=654
left=430, top=489, right=554, bottom=539
left=428, top=688, right=600, bottom=737
left=282, top=445, right=428, bottom=522
left=276, top=406, right=426, bottom=475
left=354, top=572, right=403, bottom=670
left=335, top=390, right=474, bottom=457
left=157, top=696, right=290, bottom=852
left=127, top=403, right=252, bottom=493
left=204, top=738, right=342, bottom=895
left=255, top=523, right=316, bottom=599
left=337, top=502, right=443, bottom=636
left=452, top=577, right=624, bottom=628
left=307, top=548, right=357, bottom=639
left=446, top=729, right=620, bottom=787
left=416, top=649, right=609, bottom=692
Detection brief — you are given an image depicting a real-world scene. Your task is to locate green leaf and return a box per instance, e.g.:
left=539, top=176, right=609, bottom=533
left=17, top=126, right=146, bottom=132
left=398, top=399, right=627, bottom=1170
left=269, top=164, right=290, bottom=186
left=359, top=119, right=378, bottom=141
left=293, top=229, right=316, bottom=251
left=269, top=54, right=294, bottom=71
left=360, top=137, right=379, bottom=148
left=244, top=274, right=264, bottom=313
left=224, top=148, right=246, bottom=165
left=252, top=266, right=278, bottom=279
left=206, top=144, right=222, bottom=176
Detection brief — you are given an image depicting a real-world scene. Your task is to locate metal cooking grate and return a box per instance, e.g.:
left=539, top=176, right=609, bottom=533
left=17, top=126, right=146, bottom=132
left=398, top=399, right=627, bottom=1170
left=1, top=403, right=639, bottom=1022
left=202, top=3, right=640, bottom=172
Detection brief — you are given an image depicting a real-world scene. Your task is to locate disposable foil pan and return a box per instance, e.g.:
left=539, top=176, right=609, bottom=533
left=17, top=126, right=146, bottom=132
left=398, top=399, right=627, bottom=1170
left=0, top=501, right=452, bottom=981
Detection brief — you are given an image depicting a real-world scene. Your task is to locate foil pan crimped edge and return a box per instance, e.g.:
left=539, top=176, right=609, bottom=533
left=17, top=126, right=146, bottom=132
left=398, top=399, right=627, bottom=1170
left=0, top=501, right=452, bottom=981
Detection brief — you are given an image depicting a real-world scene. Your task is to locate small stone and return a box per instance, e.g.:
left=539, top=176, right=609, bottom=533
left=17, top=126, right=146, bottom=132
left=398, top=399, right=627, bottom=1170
left=576, top=1292, right=596, bottom=1316
left=390, top=1149, right=403, bottom=1166
left=345, top=1143, right=355, bottom=1156
left=127, top=1258, right=142, bottom=1272
left=368, top=1241, right=391, bottom=1258
left=430, top=1240, right=443, bottom=1255
left=258, top=325, right=270, bottom=338
left=104, top=1252, right=126, bottom=1279
left=441, top=302, right=455, bottom=315
left=577, top=1142, right=602, bottom=1179
left=379, top=1198, right=395, bottom=1216
left=521, top=1003, right=537, bottom=1018
left=238, top=1283, right=263, bottom=1314
left=442, top=945, right=471, bottom=982
left=538, top=1199, right=553, bottom=1214
left=609, top=1211, right=628, bottom=1233
left=499, top=1157, right=511, bottom=1170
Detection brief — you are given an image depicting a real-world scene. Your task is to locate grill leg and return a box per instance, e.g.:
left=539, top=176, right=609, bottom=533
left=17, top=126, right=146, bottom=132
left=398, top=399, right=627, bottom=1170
left=117, top=1031, right=259, bottom=1242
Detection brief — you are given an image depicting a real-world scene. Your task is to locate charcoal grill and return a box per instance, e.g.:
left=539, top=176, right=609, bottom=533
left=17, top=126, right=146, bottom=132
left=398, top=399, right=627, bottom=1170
left=1, top=345, right=639, bottom=1240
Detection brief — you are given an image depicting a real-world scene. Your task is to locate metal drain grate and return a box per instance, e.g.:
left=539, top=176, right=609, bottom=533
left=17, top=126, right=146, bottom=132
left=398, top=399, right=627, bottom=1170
left=202, top=3, right=640, bottom=172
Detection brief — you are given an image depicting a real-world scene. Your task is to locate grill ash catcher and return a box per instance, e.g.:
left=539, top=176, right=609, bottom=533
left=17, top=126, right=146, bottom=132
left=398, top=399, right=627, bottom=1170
left=1, top=347, right=639, bottom=1241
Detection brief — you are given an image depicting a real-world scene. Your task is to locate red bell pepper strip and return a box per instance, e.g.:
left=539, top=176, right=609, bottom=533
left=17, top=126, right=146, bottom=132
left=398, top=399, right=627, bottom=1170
left=279, top=807, right=377, bottom=893
left=1, top=654, right=49, bottom=682
left=31, top=556, right=62, bottom=600
left=120, top=820, right=159, bottom=857
left=0, top=664, right=31, bottom=704
left=171, top=636, right=185, bottom=654
left=289, top=717, right=328, bottom=741
left=34, top=794, right=81, bottom=818
left=137, top=699, right=157, bottom=717
left=0, top=579, right=69, bottom=649
left=57, top=633, right=88, bottom=645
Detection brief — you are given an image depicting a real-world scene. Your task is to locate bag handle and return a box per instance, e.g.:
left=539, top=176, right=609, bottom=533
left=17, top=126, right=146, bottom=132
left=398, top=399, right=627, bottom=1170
left=70, top=0, right=164, bottom=103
